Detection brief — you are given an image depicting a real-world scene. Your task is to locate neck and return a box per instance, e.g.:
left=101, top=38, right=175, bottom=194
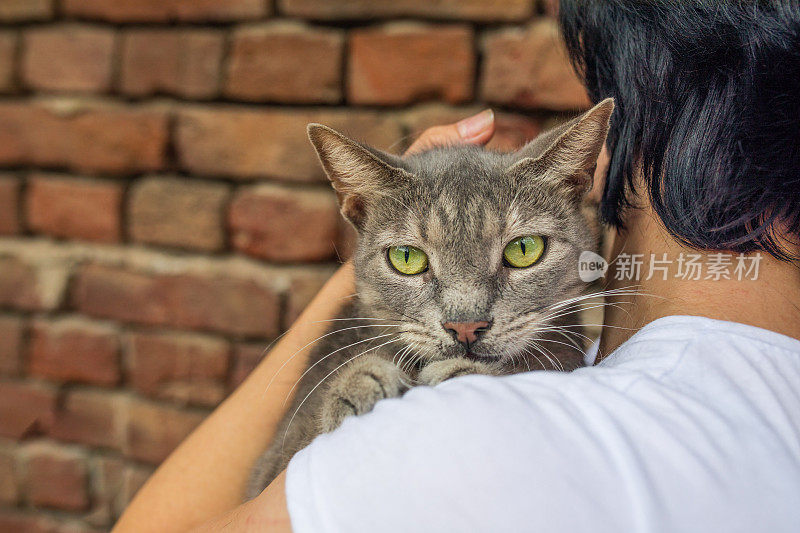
left=598, top=204, right=800, bottom=361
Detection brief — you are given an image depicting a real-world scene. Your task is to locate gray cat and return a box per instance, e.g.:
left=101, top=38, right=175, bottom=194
left=247, top=99, right=614, bottom=498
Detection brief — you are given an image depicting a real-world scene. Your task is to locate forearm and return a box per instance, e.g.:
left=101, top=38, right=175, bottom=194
left=114, top=263, right=354, bottom=533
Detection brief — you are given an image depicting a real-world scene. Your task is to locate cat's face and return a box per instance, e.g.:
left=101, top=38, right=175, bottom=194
left=309, top=99, right=613, bottom=367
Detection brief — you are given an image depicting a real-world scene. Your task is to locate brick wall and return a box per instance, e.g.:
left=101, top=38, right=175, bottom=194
left=0, top=0, right=587, bottom=530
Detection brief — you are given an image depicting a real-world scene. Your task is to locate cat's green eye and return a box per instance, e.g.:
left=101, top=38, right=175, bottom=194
left=503, top=235, right=546, bottom=268
left=388, top=245, right=428, bottom=275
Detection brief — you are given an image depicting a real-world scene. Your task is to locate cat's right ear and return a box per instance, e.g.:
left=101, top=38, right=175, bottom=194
left=307, top=124, right=411, bottom=229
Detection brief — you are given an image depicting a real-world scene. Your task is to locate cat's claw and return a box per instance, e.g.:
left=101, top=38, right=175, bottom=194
left=319, top=356, right=407, bottom=434
left=418, top=358, right=502, bottom=387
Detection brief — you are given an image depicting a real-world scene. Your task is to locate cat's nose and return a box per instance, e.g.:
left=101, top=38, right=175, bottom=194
left=442, top=321, right=491, bottom=348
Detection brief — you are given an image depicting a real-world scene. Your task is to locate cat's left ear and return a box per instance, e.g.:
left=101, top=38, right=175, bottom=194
left=509, top=98, right=614, bottom=199
left=307, top=124, right=412, bottom=229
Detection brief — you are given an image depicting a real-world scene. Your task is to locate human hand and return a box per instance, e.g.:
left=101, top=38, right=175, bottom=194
left=405, top=109, right=496, bottom=155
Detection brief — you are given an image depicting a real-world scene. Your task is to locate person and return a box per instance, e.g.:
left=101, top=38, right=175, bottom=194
left=114, top=1, right=800, bottom=531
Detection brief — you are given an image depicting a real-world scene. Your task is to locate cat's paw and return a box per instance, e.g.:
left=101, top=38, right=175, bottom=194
left=418, top=358, right=502, bottom=387
left=319, top=356, right=407, bottom=434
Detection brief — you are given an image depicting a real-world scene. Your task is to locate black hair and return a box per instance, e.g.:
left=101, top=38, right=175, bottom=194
left=559, top=0, right=800, bottom=259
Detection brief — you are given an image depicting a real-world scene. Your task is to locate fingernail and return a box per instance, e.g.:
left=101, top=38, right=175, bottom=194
left=456, top=109, right=494, bottom=140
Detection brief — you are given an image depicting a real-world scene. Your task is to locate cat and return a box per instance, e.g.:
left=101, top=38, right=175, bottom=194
left=246, top=98, right=614, bottom=499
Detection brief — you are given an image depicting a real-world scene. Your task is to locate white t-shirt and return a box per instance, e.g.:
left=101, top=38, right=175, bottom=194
left=286, top=316, right=800, bottom=532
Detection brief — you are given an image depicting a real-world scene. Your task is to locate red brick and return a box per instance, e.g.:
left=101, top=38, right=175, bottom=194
left=24, top=443, right=89, bottom=511
left=349, top=24, right=474, bottom=105
left=284, top=269, right=334, bottom=329
left=0, top=256, right=42, bottom=311
left=0, top=101, right=168, bottom=174
left=0, top=31, right=16, bottom=92
left=71, top=263, right=280, bottom=338
left=50, top=389, right=124, bottom=450
left=22, top=25, right=115, bottom=93
left=0, top=0, right=53, bottom=21
left=229, top=184, right=339, bottom=262
left=177, top=107, right=402, bottom=181
left=120, top=29, right=223, bottom=99
left=481, top=19, right=591, bottom=111
left=26, top=174, right=122, bottom=243
left=0, top=382, right=56, bottom=439
left=128, top=176, right=229, bottom=252
left=63, top=0, right=268, bottom=22
left=121, top=464, right=152, bottom=510
left=0, top=173, right=20, bottom=235
left=541, top=0, right=558, bottom=17
left=126, top=331, right=229, bottom=407
left=0, top=254, right=67, bottom=312
left=225, top=23, right=343, bottom=104
left=0, top=510, right=60, bottom=533
left=29, top=318, right=120, bottom=386
left=0, top=447, right=19, bottom=505
left=0, top=315, right=24, bottom=376
left=125, top=399, right=204, bottom=464
left=229, top=343, right=265, bottom=389
left=280, top=0, right=532, bottom=21
left=85, top=457, right=123, bottom=527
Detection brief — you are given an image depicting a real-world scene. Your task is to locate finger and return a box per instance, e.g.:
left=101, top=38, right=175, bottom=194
left=405, top=109, right=495, bottom=155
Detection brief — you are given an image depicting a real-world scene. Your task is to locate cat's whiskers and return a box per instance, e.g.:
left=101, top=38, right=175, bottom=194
left=525, top=339, right=564, bottom=371
left=524, top=341, right=560, bottom=370
left=397, top=341, right=423, bottom=386
left=520, top=346, right=547, bottom=370
left=282, top=328, right=400, bottom=407
left=310, top=317, right=402, bottom=324
left=281, top=335, right=402, bottom=452
left=259, top=323, right=400, bottom=401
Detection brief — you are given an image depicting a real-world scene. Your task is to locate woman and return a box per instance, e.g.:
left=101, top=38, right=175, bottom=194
left=116, top=1, right=800, bottom=531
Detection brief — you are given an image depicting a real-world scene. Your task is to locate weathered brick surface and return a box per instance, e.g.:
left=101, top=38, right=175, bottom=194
left=121, top=464, right=153, bottom=511
left=0, top=0, right=53, bottom=21
left=125, top=331, right=229, bottom=407
left=0, top=31, right=16, bottom=92
left=63, top=0, right=269, bottom=22
left=284, top=268, right=334, bottom=329
left=0, top=510, right=62, bottom=533
left=0, top=256, right=45, bottom=311
left=229, top=184, right=339, bottom=262
left=128, top=176, right=229, bottom=252
left=86, top=457, right=152, bottom=528
left=0, top=173, right=20, bottom=235
left=24, top=443, right=89, bottom=511
left=176, top=107, right=402, bottom=180
left=0, top=447, right=19, bottom=505
left=71, top=263, right=280, bottom=338
left=29, top=318, right=120, bottom=386
left=349, top=24, right=474, bottom=105
left=0, top=315, right=24, bottom=376
left=22, top=25, right=115, bottom=93
left=481, top=19, right=591, bottom=111
left=26, top=174, right=122, bottom=243
left=0, top=101, right=168, bottom=174
left=226, top=23, right=344, bottom=104
left=125, top=399, right=204, bottom=464
left=49, top=389, right=124, bottom=450
left=280, top=0, right=532, bottom=21
left=0, top=382, right=56, bottom=439
left=120, top=29, right=224, bottom=99
left=541, top=0, right=559, bottom=17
